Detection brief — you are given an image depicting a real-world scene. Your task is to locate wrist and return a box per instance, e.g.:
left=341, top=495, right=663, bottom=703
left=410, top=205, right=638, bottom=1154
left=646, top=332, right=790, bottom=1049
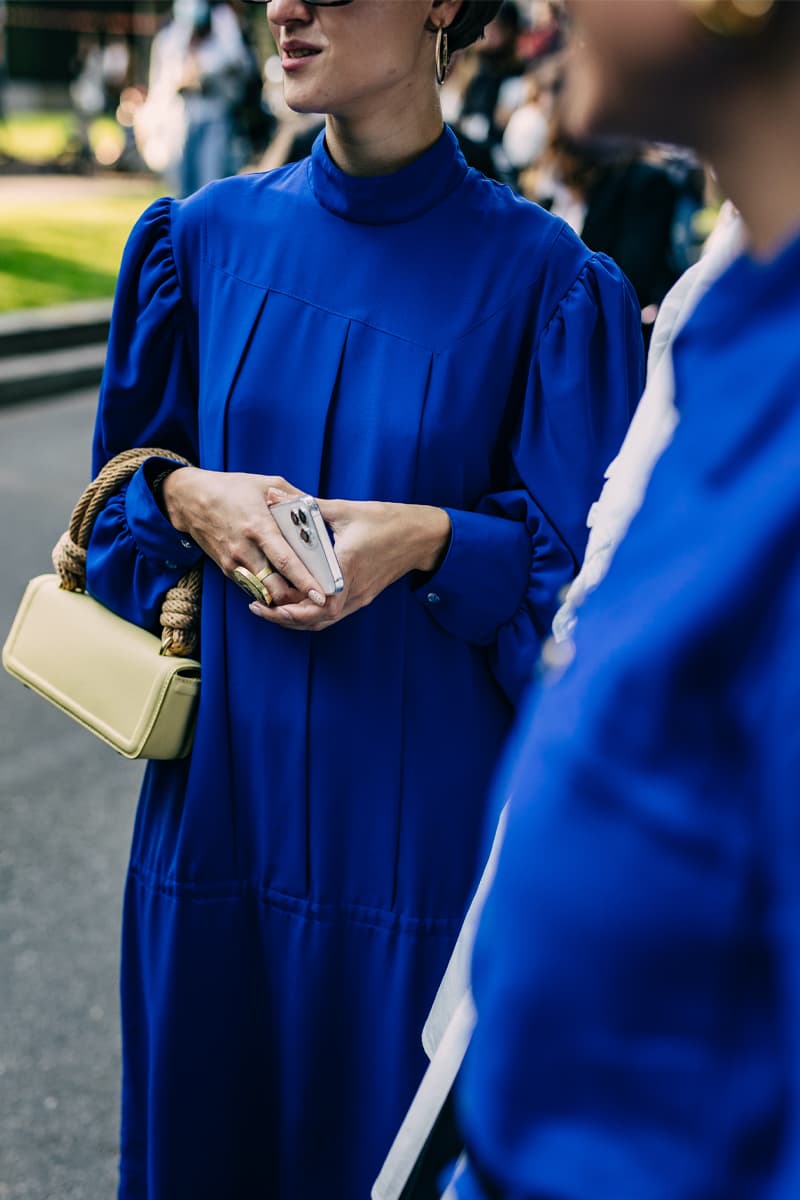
left=160, top=465, right=198, bottom=531
left=411, top=505, right=451, bottom=574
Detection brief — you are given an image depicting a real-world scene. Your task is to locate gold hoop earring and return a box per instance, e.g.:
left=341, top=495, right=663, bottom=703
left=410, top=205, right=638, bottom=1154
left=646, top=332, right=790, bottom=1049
left=680, top=0, right=775, bottom=37
left=434, top=25, right=450, bottom=86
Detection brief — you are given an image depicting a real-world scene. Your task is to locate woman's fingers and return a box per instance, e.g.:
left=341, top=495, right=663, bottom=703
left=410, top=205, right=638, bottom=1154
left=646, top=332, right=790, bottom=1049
left=315, top=497, right=349, bottom=526
left=230, top=557, right=323, bottom=608
left=267, top=485, right=301, bottom=504
left=161, top=467, right=327, bottom=604
left=259, top=572, right=305, bottom=607
left=233, top=503, right=326, bottom=606
left=249, top=595, right=342, bottom=629
left=255, top=532, right=327, bottom=606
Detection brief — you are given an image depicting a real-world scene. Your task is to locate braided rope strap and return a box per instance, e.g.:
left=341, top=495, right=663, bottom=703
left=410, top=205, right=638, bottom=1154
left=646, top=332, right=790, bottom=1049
left=51, top=448, right=201, bottom=659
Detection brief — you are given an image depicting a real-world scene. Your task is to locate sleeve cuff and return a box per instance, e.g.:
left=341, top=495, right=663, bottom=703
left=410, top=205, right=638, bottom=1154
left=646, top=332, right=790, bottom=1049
left=412, top=508, right=531, bottom=646
left=124, top=459, right=204, bottom=571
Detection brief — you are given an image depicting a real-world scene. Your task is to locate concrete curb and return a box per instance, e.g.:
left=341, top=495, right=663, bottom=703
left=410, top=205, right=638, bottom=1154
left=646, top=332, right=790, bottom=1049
left=0, top=345, right=107, bottom=407
left=0, top=300, right=111, bottom=406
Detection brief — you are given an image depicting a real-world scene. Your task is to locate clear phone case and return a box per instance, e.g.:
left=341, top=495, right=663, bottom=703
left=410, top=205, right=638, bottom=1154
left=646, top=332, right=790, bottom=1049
left=270, top=495, right=344, bottom=595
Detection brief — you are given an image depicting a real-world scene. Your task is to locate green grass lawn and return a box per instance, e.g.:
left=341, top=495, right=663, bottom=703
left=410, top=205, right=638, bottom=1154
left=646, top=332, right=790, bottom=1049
left=0, top=110, right=78, bottom=162
left=0, top=192, right=164, bottom=312
left=0, top=110, right=124, bottom=164
left=0, top=110, right=164, bottom=311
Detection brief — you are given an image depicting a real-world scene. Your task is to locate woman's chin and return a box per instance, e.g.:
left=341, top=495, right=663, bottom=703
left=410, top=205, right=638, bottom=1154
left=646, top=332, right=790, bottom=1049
left=285, top=96, right=323, bottom=116
left=282, top=78, right=327, bottom=116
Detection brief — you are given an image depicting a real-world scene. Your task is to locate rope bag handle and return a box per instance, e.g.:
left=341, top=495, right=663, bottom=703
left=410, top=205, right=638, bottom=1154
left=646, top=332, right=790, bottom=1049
left=51, top=448, right=201, bottom=658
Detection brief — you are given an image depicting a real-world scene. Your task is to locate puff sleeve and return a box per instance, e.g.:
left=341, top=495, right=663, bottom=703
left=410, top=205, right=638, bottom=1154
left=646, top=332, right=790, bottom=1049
left=85, top=196, right=203, bottom=633
left=415, top=253, right=644, bottom=704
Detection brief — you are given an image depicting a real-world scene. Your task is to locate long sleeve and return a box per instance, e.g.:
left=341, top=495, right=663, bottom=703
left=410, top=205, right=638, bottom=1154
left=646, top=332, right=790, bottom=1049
left=86, top=196, right=203, bottom=634
left=414, top=253, right=644, bottom=704
left=551, top=209, right=745, bottom=648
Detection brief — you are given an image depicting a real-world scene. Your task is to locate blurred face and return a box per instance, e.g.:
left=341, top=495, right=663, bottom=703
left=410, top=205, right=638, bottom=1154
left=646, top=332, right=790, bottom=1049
left=563, top=0, right=712, bottom=147
left=265, top=0, right=444, bottom=117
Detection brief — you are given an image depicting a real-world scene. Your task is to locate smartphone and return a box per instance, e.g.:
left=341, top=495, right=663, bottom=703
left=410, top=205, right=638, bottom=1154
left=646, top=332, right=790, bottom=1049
left=270, top=495, right=344, bottom=596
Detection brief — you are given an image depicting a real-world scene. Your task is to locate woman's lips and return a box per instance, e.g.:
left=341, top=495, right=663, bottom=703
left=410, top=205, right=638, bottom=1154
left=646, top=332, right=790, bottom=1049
left=280, top=44, right=322, bottom=71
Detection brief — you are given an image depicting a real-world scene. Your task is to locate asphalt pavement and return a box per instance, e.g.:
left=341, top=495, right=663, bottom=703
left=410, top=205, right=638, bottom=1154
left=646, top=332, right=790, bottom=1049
left=0, top=390, right=141, bottom=1199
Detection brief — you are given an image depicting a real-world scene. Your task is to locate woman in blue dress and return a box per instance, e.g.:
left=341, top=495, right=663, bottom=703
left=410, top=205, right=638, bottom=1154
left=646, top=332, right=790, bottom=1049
left=86, top=1, right=642, bottom=1195
left=452, top=2, right=800, bottom=1198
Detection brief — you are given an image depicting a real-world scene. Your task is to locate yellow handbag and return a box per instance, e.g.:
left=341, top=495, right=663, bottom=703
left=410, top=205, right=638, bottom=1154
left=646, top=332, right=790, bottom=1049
left=2, top=449, right=201, bottom=760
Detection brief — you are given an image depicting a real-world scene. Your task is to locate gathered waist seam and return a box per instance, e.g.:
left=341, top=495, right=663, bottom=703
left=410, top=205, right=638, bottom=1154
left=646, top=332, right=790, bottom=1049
left=128, top=861, right=464, bottom=936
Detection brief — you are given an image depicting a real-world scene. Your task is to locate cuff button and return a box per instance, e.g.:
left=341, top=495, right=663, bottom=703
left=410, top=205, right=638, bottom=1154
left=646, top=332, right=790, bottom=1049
left=426, top=592, right=441, bottom=605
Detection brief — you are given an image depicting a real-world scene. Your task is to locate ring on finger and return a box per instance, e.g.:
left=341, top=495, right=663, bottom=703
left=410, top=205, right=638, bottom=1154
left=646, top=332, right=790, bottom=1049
left=255, top=564, right=275, bottom=584
left=232, top=566, right=273, bottom=606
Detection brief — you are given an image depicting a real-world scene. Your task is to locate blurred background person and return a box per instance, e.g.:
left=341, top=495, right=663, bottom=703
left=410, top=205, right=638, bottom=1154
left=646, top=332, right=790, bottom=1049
left=499, top=72, right=550, bottom=180
left=136, top=0, right=251, bottom=196
left=457, top=1, right=524, bottom=154
left=518, top=0, right=564, bottom=60
left=528, top=128, right=706, bottom=343
left=101, top=38, right=132, bottom=118
left=69, top=34, right=106, bottom=168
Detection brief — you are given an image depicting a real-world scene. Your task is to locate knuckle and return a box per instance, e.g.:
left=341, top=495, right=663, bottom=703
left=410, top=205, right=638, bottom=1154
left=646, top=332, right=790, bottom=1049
left=271, top=550, right=292, bottom=575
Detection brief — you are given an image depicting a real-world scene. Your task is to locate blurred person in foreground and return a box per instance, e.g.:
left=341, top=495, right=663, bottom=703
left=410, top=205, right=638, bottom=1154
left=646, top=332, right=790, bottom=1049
left=446, top=1, right=800, bottom=1197
left=84, top=0, right=643, bottom=1196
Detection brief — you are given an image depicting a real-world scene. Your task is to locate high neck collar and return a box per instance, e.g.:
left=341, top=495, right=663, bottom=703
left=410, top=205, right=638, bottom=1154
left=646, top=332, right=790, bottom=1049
left=308, top=124, right=468, bottom=225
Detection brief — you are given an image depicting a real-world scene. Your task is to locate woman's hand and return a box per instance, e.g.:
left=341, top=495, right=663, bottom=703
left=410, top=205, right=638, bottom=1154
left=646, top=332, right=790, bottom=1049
left=248, top=492, right=452, bottom=631
left=160, top=468, right=328, bottom=608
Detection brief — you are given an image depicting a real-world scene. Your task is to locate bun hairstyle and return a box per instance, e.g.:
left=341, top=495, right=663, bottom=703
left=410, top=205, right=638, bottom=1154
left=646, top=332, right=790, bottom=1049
left=445, top=1, right=506, bottom=52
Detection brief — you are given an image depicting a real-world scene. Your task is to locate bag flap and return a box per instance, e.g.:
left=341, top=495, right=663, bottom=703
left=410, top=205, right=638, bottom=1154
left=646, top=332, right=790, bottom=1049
left=3, top=575, right=200, bottom=756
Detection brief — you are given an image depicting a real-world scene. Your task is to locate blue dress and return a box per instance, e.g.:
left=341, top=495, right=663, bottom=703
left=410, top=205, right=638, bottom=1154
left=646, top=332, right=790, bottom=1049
left=86, top=127, right=643, bottom=1199
left=455, top=228, right=800, bottom=1199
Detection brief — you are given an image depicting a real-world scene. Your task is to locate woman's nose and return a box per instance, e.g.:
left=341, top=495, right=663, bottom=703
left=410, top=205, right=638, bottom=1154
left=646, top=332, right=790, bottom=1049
left=268, top=0, right=314, bottom=28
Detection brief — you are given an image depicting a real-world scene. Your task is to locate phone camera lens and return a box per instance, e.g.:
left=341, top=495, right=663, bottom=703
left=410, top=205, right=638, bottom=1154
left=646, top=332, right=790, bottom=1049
left=290, top=509, right=300, bottom=527
left=298, top=509, right=308, bottom=525
left=300, top=528, right=311, bottom=543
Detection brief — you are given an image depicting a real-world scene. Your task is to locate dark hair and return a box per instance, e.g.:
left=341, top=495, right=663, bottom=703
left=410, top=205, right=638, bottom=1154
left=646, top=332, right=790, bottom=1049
left=494, top=1, right=521, bottom=33
left=446, top=1, right=505, bottom=53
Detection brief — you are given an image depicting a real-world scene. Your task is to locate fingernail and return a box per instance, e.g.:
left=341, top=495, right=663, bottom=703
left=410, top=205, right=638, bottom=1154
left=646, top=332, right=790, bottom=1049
left=249, top=602, right=261, bottom=614
left=309, top=590, right=325, bottom=607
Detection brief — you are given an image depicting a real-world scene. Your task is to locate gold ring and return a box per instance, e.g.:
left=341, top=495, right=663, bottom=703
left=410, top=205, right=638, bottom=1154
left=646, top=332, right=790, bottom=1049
left=232, top=566, right=273, bottom=606
left=255, top=565, right=275, bottom=584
